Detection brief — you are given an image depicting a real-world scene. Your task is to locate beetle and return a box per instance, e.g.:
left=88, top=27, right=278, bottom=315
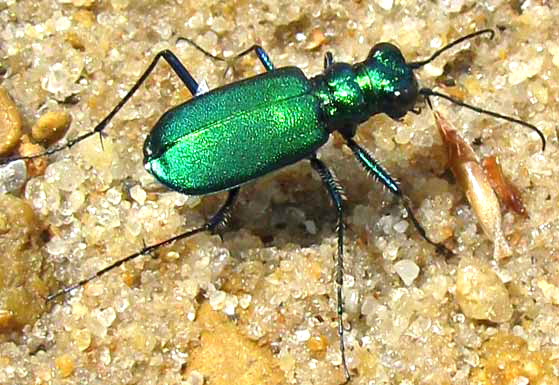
left=0, top=29, right=545, bottom=382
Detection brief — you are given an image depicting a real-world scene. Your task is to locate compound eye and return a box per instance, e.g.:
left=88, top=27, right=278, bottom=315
left=385, top=85, right=419, bottom=120
left=388, top=89, right=408, bottom=105
left=395, top=87, right=411, bottom=104
left=397, top=78, right=419, bottom=107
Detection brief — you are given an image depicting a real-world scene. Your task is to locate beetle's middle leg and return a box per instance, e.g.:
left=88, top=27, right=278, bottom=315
left=308, top=155, right=351, bottom=383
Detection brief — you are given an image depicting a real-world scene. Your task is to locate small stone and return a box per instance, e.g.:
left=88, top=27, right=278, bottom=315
left=223, top=294, right=238, bottom=316
left=360, top=295, right=378, bottom=317
left=66, top=31, right=85, bottom=50
left=55, top=15, right=72, bottom=32
left=41, top=55, right=84, bottom=100
left=97, top=307, right=116, bottom=328
left=376, top=0, right=394, bottom=11
left=185, top=371, right=205, bottom=385
left=195, top=80, right=209, bottom=96
left=99, top=347, right=111, bottom=365
left=304, top=28, right=326, bottom=50
left=304, top=219, right=317, bottom=234
left=394, top=259, right=420, bottom=286
left=395, top=124, right=413, bottom=145
left=456, top=258, right=512, bottom=323
left=441, top=0, right=466, bottom=13
left=18, top=138, right=47, bottom=176
left=0, top=159, right=26, bottom=194
left=105, top=187, right=122, bottom=205
left=307, top=335, right=328, bottom=356
left=164, top=251, right=180, bottom=261
left=209, top=290, right=226, bottom=311
left=344, top=287, right=360, bottom=313
left=423, top=62, right=444, bottom=77
left=393, top=220, right=409, bottom=234
left=295, top=328, right=310, bottom=342
left=471, top=333, right=557, bottom=385
left=537, top=279, right=559, bottom=305
left=0, top=309, right=14, bottom=330
left=185, top=195, right=202, bottom=208
left=45, top=159, right=85, bottom=192
left=55, top=354, right=75, bottom=378
left=32, top=110, right=71, bottom=143
left=110, top=0, right=130, bottom=11
left=73, top=329, right=92, bottom=351
left=130, top=185, right=147, bottom=205
left=60, top=0, right=95, bottom=7
left=508, top=56, right=544, bottom=86
left=73, top=9, right=96, bottom=28
left=0, top=87, right=22, bottom=156
left=187, top=11, right=205, bottom=29
left=528, top=80, right=549, bottom=105
left=239, top=294, right=251, bottom=309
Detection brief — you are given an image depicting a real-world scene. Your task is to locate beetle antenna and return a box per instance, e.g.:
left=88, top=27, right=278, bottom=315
left=420, top=87, right=546, bottom=151
left=409, top=29, right=495, bottom=69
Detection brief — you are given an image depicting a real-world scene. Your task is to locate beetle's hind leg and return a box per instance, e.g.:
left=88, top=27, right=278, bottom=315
left=309, top=155, right=351, bottom=383
left=206, top=187, right=240, bottom=233
left=47, top=188, right=240, bottom=301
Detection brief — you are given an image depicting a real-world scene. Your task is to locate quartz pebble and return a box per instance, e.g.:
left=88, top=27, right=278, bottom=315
left=456, top=258, right=512, bottom=323
left=31, top=110, right=71, bottom=143
left=55, top=354, right=75, bottom=378
left=394, top=259, right=420, bottom=286
left=0, top=87, right=22, bottom=156
left=0, top=160, right=26, bottom=193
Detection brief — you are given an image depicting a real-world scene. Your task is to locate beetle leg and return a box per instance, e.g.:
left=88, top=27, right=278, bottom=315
left=324, top=51, right=334, bottom=70
left=156, top=50, right=203, bottom=94
left=309, top=155, right=351, bottom=383
left=47, top=188, right=240, bottom=302
left=105, top=49, right=202, bottom=101
left=207, top=187, right=240, bottom=232
left=0, top=49, right=204, bottom=166
left=344, top=137, right=454, bottom=257
left=234, top=45, right=275, bottom=72
left=177, top=37, right=275, bottom=72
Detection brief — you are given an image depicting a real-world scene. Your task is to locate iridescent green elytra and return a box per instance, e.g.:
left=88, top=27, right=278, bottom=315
left=143, top=67, right=329, bottom=194
left=4, top=30, right=544, bottom=383
left=143, top=43, right=418, bottom=194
